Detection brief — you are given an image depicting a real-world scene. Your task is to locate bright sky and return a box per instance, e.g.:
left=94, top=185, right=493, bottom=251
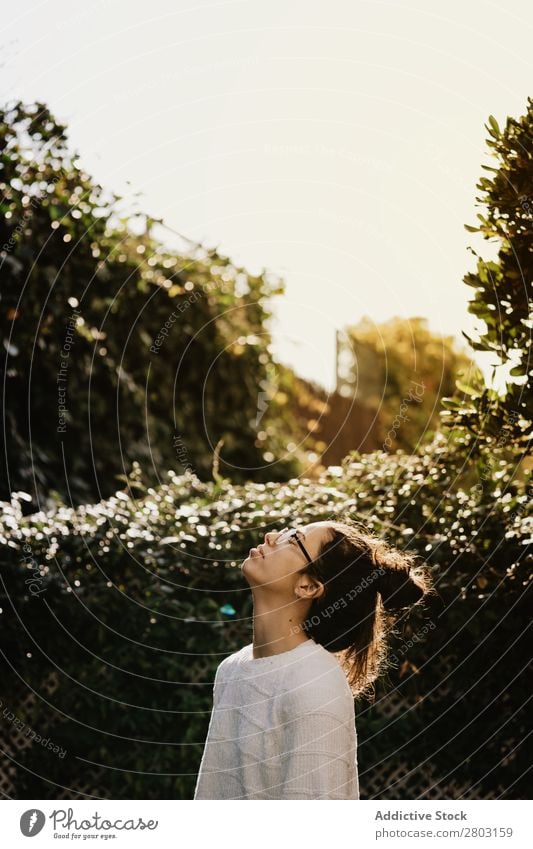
left=2, top=0, right=531, bottom=390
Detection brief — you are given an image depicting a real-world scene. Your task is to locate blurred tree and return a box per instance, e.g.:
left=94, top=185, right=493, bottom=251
left=442, top=99, right=532, bottom=455
left=334, top=316, right=477, bottom=454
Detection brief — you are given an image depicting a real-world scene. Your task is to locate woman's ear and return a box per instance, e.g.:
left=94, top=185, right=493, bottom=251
left=294, top=574, right=326, bottom=601
left=312, top=579, right=326, bottom=602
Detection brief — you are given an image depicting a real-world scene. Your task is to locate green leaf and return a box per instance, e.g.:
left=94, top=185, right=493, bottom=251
left=456, top=380, right=480, bottom=397
left=461, top=331, right=493, bottom=352
left=488, top=115, right=500, bottom=135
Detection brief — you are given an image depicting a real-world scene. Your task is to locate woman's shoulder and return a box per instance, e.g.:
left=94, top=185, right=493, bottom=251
left=214, top=644, right=249, bottom=677
left=279, top=642, right=354, bottom=718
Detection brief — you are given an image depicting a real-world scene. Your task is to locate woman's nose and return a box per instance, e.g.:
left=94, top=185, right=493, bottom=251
left=264, top=531, right=277, bottom=545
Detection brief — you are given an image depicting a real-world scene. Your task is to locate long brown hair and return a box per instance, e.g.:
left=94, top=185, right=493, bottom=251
left=300, top=515, right=436, bottom=700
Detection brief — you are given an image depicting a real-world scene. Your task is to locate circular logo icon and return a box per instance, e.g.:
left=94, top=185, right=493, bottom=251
left=20, top=809, right=46, bottom=837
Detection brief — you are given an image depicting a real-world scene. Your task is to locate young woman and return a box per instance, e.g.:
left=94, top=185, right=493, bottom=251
left=194, top=516, right=434, bottom=800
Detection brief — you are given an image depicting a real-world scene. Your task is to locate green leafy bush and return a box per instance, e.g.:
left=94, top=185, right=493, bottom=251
left=1, top=435, right=530, bottom=799
left=0, top=101, right=304, bottom=506
left=443, top=99, right=533, bottom=452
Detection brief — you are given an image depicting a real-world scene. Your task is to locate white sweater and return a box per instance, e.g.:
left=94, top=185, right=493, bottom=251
left=194, top=637, right=359, bottom=800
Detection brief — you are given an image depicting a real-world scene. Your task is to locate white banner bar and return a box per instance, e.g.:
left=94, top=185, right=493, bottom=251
left=0, top=799, right=529, bottom=848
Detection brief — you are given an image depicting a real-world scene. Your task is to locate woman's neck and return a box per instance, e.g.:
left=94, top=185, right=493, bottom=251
left=250, top=593, right=311, bottom=659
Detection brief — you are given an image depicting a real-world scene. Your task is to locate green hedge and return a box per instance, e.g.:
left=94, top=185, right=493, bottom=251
left=0, top=101, right=302, bottom=507
left=0, top=435, right=530, bottom=799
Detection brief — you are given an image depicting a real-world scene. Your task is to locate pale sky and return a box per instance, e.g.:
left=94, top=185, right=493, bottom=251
left=2, top=0, right=531, bottom=390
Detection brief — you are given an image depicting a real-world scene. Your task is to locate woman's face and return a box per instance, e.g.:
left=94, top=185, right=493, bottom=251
left=241, top=521, right=335, bottom=595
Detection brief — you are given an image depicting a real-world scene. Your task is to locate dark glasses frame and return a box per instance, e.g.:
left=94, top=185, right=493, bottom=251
left=277, top=527, right=314, bottom=565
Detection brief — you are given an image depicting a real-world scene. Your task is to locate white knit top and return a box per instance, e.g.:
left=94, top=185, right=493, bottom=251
left=194, top=637, right=359, bottom=800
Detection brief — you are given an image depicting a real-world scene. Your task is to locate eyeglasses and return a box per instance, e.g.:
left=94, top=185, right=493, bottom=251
left=276, top=527, right=313, bottom=565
